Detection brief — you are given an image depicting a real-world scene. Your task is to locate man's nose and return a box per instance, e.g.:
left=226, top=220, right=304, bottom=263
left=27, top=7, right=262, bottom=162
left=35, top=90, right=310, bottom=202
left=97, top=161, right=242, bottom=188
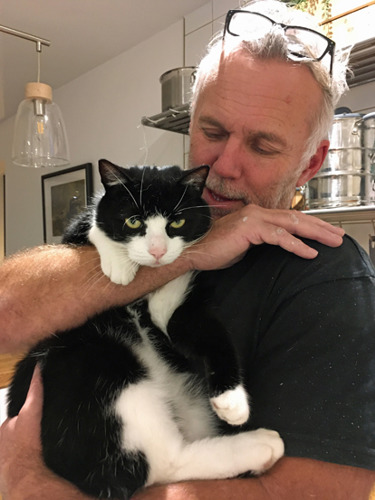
left=210, top=137, right=244, bottom=179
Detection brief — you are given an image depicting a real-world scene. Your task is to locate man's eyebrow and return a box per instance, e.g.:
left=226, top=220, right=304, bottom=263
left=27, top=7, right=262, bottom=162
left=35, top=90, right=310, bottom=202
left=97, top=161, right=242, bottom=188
left=198, top=116, right=225, bottom=128
left=198, top=116, right=288, bottom=148
left=247, top=130, right=288, bottom=148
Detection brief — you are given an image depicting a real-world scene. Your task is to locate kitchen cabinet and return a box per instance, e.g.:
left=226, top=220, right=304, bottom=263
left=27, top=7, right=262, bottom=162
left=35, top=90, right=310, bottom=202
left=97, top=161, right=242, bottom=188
left=306, top=206, right=375, bottom=260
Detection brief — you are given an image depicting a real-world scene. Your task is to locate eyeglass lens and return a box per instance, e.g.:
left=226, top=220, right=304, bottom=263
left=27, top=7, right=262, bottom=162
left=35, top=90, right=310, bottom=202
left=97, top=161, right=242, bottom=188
left=227, top=11, right=329, bottom=62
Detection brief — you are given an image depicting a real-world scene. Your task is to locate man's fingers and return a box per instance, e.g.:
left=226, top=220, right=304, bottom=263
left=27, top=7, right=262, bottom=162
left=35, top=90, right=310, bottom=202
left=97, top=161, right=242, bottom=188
left=18, top=366, right=43, bottom=445
left=287, top=211, right=344, bottom=247
left=20, top=366, right=43, bottom=416
left=266, top=226, right=318, bottom=259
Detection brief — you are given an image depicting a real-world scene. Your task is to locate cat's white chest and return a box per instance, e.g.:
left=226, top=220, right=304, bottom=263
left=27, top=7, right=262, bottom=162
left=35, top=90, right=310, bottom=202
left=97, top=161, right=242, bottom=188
left=147, top=272, right=194, bottom=333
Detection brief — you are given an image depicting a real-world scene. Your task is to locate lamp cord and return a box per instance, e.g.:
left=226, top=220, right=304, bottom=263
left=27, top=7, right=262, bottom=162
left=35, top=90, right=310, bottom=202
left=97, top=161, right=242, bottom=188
left=36, top=40, right=41, bottom=83
left=37, top=51, right=41, bottom=83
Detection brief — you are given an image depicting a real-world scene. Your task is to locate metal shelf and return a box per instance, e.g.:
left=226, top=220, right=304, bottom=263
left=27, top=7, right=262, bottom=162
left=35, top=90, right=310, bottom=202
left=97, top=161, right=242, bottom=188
left=141, top=104, right=190, bottom=135
left=347, top=36, right=375, bottom=88
left=304, top=205, right=375, bottom=222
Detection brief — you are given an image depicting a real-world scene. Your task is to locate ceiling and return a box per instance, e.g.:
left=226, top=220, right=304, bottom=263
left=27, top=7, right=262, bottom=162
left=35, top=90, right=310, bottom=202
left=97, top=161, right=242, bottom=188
left=0, top=0, right=210, bottom=123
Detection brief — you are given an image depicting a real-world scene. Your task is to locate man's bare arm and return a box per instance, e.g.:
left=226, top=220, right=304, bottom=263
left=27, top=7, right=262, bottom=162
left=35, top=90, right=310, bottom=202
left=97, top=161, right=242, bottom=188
left=132, top=458, right=375, bottom=500
left=0, top=206, right=344, bottom=353
left=0, top=244, right=192, bottom=353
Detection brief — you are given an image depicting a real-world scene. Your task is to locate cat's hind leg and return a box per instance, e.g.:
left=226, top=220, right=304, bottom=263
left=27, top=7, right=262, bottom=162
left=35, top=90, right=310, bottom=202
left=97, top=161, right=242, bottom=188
left=164, top=428, right=284, bottom=483
left=115, top=379, right=284, bottom=487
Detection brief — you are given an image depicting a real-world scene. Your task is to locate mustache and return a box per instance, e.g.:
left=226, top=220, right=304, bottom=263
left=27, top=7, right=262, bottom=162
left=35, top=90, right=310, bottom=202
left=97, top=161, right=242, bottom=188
left=205, top=179, right=249, bottom=203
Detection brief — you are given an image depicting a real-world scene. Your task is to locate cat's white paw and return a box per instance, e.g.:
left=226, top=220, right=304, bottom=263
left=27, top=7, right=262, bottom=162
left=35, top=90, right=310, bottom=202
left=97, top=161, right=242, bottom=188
left=210, top=385, right=250, bottom=425
left=100, top=255, right=138, bottom=285
left=89, top=225, right=138, bottom=286
left=241, top=428, right=285, bottom=474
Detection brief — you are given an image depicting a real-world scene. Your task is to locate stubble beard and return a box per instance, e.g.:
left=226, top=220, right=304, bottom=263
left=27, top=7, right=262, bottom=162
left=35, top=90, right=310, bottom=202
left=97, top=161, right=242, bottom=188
left=206, top=174, right=298, bottom=219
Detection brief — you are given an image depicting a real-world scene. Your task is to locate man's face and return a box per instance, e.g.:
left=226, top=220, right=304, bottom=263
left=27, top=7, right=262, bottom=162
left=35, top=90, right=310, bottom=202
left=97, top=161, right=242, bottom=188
left=189, top=52, right=327, bottom=218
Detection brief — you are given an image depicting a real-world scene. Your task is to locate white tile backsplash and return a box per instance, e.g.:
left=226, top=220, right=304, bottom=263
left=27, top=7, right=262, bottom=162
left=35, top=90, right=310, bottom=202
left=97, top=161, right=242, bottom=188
left=185, top=2, right=212, bottom=35
left=213, top=0, right=239, bottom=20
left=213, top=15, right=226, bottom=38
left=185, top=24, right=213, bottom=67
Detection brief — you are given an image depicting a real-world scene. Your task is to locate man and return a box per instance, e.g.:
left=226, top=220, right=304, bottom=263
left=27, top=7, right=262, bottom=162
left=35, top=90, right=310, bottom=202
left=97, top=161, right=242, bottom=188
left=1, top=1, right=375, bottom=498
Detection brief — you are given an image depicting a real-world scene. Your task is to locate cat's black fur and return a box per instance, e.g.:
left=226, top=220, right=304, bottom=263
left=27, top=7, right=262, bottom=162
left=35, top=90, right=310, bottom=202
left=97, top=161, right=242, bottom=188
left=7, top=160, right=282, bottom=499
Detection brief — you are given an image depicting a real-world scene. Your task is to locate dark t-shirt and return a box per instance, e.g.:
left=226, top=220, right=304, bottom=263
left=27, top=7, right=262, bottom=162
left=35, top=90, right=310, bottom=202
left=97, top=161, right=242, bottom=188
left=195, top=235, right=375, bottom=469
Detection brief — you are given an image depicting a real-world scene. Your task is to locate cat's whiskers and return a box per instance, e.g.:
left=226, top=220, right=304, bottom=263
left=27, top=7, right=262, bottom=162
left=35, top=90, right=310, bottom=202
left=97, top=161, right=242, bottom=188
left=82, top=266, right=112, bottom=295
left=176, top=203, right=221, bottom=214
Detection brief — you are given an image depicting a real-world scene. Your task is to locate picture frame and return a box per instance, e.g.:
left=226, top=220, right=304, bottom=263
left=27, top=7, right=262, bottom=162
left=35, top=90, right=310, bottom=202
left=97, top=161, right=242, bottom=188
left=42, top=163, right=93, bottom=244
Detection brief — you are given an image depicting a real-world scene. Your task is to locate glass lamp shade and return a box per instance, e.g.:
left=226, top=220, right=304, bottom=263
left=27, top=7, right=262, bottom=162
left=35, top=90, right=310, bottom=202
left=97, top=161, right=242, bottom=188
left=12, top=82, right=70, bottom=168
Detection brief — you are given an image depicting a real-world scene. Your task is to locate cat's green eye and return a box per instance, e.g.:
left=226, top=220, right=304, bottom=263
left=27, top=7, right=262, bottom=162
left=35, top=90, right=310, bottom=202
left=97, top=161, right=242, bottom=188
left=170, top=219, right=185, bottom=229
left=125, top=217, right=142, bottom=229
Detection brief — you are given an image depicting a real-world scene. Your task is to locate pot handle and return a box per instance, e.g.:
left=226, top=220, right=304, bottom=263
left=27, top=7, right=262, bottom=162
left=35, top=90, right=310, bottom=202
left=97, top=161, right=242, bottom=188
left=352, top=119, right=362, bottom=135
left=354, top=112, right=375, bottom=133
left=363, top=112, right=375, bottom=121
left=190, top=69, right=196, bottom=86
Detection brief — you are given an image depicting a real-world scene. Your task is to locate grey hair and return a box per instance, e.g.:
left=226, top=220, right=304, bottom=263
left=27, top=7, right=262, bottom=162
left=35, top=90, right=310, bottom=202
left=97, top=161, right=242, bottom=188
left=191, top=0, right=351, bottom=166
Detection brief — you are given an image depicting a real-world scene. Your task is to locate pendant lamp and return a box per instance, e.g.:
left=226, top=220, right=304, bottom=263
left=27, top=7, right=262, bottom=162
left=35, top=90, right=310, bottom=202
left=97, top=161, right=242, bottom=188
left=0, top=25, right=70, bottom=168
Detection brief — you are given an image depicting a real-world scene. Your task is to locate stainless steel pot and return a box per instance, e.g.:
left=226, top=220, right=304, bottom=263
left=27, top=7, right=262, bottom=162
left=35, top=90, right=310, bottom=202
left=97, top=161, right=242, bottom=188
left=328, top=113, right=363, bottom=149
left=306, top=173, right=375, bottom=209
left=363, top=112, right=375, bottom=149
left=306, top=112, right=375, bottom=208
left=319, top=148, right=375, bottom=175
left=160, top=67, right=196, bottom=112
left=328, top=112, right=375, bottom=150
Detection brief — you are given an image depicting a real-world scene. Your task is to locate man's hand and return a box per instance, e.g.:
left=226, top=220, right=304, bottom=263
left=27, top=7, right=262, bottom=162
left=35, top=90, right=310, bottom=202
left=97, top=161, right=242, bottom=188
left=0, top=368, right=91, bottom=499
left=0, top=367, right=45, bottom=496
left=185, top=205, right=344, bottom=271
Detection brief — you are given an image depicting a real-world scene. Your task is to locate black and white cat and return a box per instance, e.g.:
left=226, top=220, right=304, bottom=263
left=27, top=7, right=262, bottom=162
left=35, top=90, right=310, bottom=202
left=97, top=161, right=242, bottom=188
left=7, top=159, right=284, bottom=499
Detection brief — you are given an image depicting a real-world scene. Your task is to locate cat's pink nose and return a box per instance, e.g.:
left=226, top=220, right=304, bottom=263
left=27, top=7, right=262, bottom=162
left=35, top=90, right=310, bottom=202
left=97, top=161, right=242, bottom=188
left=149, top=247, right=166, bottom=261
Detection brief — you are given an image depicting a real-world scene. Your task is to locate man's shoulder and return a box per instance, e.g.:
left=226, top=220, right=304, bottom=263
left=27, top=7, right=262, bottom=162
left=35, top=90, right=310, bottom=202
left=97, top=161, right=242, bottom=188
left=231, top=234, right=375, bottom=295
left=299, top=234, right=375, bottom=278
left=198, top=235, right=374, bottom=297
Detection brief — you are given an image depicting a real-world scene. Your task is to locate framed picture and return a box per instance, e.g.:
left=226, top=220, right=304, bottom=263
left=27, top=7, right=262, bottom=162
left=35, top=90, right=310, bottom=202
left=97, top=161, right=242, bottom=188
left=42, top=163, right=93, bottom=244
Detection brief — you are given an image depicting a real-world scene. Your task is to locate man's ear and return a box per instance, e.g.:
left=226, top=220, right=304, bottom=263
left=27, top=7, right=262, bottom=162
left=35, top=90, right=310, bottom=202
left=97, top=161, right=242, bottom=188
left=296, top=139, right=329, bottom=186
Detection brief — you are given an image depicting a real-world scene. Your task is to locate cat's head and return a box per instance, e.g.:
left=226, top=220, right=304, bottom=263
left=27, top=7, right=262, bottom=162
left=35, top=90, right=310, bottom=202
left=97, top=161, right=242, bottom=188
left=95, top=159, right=211, bottom=268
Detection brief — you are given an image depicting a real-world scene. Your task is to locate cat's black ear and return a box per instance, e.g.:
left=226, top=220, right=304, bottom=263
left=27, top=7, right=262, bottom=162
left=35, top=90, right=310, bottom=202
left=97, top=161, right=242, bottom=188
left=180, top=165, right=209, bottom=193
left=98, top=159, right=129, bottom=189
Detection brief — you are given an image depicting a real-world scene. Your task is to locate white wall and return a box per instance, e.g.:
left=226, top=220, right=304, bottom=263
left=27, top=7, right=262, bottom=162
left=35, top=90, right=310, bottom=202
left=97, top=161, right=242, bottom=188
left=0, top=21, right=184, bottom=256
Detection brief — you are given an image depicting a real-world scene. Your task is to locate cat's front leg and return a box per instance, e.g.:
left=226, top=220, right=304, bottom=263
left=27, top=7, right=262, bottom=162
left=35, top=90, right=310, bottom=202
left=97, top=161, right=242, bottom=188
left=210, top=384, right=250, bottom=426
left=89, top=225, right=138, bottom=285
